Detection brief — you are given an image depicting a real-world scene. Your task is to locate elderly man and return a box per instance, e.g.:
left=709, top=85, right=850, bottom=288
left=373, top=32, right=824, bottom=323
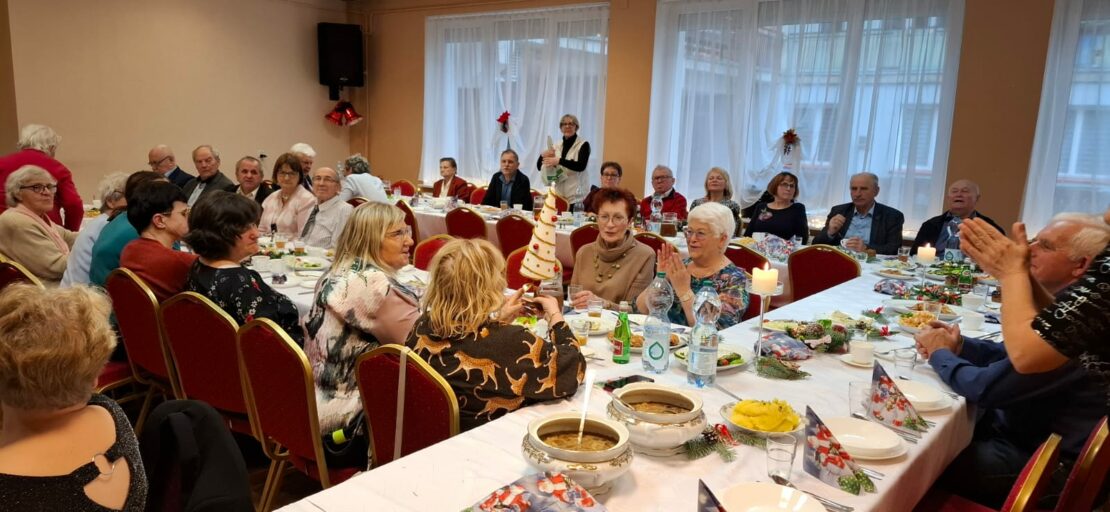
left=638, top=165, right=688, bottom=220
left=224, top=156, right=272, bottom=204
left=812, top=172, right=905, bottom=255
left=301, top=167, right=353, bottom=249
left=912, top=179, right=1004, bottom=255
left=338, top=154, right=389, bottom=204
left=147, top=144, right=194, bottom=188
left=291, top=142, right=316, bottom=173
left=0, top=124, right=84, bottom=230
left=119, top=181, right=197, bottom=301
left=481, top=149, right=533, bottom=211
left=182, top=145, right=234, bottom=207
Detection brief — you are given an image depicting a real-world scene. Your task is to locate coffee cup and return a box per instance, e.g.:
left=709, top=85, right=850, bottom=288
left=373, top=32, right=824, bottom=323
left=962, top=312, right=985, bottom=331
left=850, top=341, right=874, bottom=365
left=961, top=294, right=986, bottom=311
left=250, top=255, right=270, bottom=272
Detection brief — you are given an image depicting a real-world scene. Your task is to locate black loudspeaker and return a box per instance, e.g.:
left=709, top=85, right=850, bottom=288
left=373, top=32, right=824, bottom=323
left=318, top=23, right=364, bottom=99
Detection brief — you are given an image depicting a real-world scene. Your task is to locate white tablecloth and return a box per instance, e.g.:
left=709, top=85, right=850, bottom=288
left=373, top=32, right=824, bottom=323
left=279, top=262, right=987, bottom=511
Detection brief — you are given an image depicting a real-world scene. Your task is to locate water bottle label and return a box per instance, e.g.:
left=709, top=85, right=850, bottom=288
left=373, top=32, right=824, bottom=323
left=647, top=341, right=666, bottom=360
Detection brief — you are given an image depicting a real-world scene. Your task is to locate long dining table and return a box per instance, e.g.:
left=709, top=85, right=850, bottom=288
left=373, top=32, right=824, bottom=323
left=278, top=261, right=986, bottom=511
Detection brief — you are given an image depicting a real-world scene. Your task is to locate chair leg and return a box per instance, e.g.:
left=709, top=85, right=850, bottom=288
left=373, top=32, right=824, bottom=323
left=261, top=460, right=287, bottom=512
left=133, top=385, right=159, bottom=436
left=256, top=459, right=279, bottom=512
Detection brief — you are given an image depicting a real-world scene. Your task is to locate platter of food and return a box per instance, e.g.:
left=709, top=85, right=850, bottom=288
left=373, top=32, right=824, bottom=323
left=674, top=345, right=752, bottom=372
left=720, top=398, right=803, bottom=437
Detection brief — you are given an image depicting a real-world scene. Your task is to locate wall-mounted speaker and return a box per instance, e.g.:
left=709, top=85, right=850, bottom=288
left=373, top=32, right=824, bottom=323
left=318, top=23, right=364, bottom=99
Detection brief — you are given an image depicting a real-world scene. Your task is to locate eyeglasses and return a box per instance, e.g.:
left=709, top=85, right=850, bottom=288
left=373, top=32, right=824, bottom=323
left=20, top=184, right=57, bottom=194
left=597, top=214, right=628, bottom=225
left=652, top=176, right=673, bottom=182
left=277, top=170, right=300, bottom=178
left=682, top=227, right=714, bottom=240
left=387, top=226, right=413, bottom=239
left=601, top=173, right=620, bottom=178
left=148, top=155, right=172, bottom=168
left=312, top=175, right=340, bottom=184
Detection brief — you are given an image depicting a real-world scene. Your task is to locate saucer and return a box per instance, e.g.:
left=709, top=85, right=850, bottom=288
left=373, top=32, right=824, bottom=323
left=840, top=353, right=873, bottom=368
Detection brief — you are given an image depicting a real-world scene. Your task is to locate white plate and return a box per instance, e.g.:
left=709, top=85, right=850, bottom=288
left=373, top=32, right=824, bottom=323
left=564, top=313, right=616, bottom=335
left=880, top=259, right=919, bottom=271
left=720, top=401, right=804, bottom=437
left=839, top=353, right=873, bottom=368
left=883, top=299, right=964, bottom=321
left=629, top=336, right=686, bottom=354
left=719, top=481, right=825, bottom=512
left=292, top=256, right=329, bottom=271
left=875, top=269, right=916, bottom=281
left=298, top=280, right=317, bottom=290
left=896, top=380, right=952, bottom=411
left=822, top=417, right=904, bottom=458
left=674, top=345, right=753, bottom=372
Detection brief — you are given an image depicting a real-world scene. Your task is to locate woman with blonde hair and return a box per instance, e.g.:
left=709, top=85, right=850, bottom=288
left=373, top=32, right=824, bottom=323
left=406, top=238, right=585, bottom=431
left=304, top=202, right=419, bottom=458
left=0, top=165, right=77, bottom=285
left=0, top=284, right=147, bottom=510
left=690, top=167, right=742, bottom=236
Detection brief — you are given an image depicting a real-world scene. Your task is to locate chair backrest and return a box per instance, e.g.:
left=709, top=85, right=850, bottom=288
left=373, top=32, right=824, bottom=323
left=495, top=214, right=534, bottom=259
left=787, top=244, right=861, bottom=301
left=159, top=292, right=247, bottom=415
left=395, top=199, right=420, bottom=241
left=552, top=192, right=570, bottom=213
left=505, top=246, right=540, bottom=290
left=459, top=183, right=476, bottom=203
left=634, top=232, right=668, bottom=256
left=1003, top=433, right=1062, bottom=512
left=393, top=180, right=417, bottom=197
left=105, top=269, right=179, bottom=394
left=725, top=244, right=770, bottom=275
left=237, top=319, right=336, bottom=486
left=469, top=187, right=487, bottom=205
left=356, top=344, right=459, bottom=467
left=445, top=207, right=487, bottom=240
left=1056, top=417, right=1110, bottom=511
left=347, top=196, right=369, bottom=207
left=0, top=259, right=42, bottom=291
left=569, top=223, right=600, bottom=257
left=530, top=189, right=543, bottom=206
left=413, top=234, right=454, bottom=271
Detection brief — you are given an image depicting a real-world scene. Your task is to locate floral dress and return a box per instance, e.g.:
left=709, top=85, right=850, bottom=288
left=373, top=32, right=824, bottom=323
left=185, top=261, right=303, bottom=344
left=666, top=260, right=750, bottom=329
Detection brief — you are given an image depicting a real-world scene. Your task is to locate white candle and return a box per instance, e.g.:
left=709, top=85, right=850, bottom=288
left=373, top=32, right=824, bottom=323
left=917, top=244, right=936, bottom=264
left=752, top=264, right=779, bottom=295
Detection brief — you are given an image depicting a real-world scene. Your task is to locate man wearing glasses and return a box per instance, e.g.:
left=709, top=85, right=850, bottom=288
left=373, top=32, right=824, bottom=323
left=301, top=167, right=353, bottom=249
left=182, top=145, right=234, bottom=207
left=638, top=165, right=688, bottom=220
left=147, top=144, right=194, bottom=189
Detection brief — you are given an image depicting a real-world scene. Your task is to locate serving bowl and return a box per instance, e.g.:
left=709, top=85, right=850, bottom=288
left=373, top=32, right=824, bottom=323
left=607, top=382, right=706, bottom=456
left=522, top=412, right=633, bottom=494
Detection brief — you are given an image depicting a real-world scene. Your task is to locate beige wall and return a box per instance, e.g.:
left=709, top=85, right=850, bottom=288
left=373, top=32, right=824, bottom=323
left=7, top=0, right=357, bottom=199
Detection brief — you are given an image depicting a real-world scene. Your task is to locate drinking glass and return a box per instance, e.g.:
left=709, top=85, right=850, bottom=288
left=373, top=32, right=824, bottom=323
left=894, top=348, right=918, bottom=378
left=898, top=246, right=911, bottom=263
left=848, top=381, right=870, bottom=417
left=922, top=301, right=942, bottom=317
left=587, top=298, right=604, bottom=318
left=500, top=200, right=509, bottom=211
left=273, top=233, right=288, bottom=252
left=567, top=285, right=584, bottom=313
left=853, top=250, right=868, bottom=264
left=766, top=434, right=798, bottom=481
left=569, top=319, right=590, bottom=346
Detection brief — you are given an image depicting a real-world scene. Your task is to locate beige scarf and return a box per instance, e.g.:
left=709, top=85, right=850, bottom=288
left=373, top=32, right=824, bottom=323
left=13, top=204, right=70, bottom=256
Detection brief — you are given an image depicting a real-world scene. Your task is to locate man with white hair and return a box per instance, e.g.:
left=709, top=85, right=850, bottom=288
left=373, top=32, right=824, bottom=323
left=1028, top=212, right=1110, bottom=295
left=181, top=145, right=234, bottom=207
left=291, top=142, right=316, bottom=174
left=912, top=179, right=1004, bottom=255
left=301, top=167, right=353, bottom=249
left=147, top=144, right=194, bottom=188
left=0, top=124, right=84, bottom=230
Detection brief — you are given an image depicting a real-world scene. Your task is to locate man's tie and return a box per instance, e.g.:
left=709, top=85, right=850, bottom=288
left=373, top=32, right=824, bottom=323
left=301, top=205, right=320, bottom=238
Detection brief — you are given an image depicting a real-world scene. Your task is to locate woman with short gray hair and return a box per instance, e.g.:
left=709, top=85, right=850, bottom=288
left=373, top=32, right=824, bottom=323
left=0, top=165, right=77, bottom=285
left=61, top=172, right=129, bottom=287
left=0, top=123, right=84, bottom=230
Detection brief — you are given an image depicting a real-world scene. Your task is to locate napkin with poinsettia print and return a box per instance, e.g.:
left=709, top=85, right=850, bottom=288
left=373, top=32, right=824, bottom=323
left=803, top=407, right=876, bottom=495
left=697, top=480, right=728, bottom=512
left=463, top=472, right=606, bottom=512
left=869, top=364, right=930, bottom=432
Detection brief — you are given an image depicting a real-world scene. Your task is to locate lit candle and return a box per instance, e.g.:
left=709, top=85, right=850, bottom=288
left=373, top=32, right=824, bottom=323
left=752, top=263, right=779, bottom=295
left=917, top=244, right=936, bottom=264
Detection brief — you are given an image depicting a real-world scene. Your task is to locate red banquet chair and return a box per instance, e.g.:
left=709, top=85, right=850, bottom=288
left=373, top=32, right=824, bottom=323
left=413, top=234, right=454, bottom=271
left=505, top=246, right=541, bottom=290
left=530, top=189, right=543, bottom=206
left=238, top=319, right=361, bottom=511
left=395, top=199, right=420, bottom=242
left=552, top=192, right=570, bottom=214
left=787, top=244, right=861, bottom=302
left=726, top=244, right=770, bottom=275
left=445, top=207, right=487, bottom=240
left=159, top=292, right=251, bottom=434
left=914, top=433, right=1061, bottom=512
left=356, top=344, right=460, bottom=468
left=496, top=213, right=534, bottom=259
left=392, top=179, right=417, bottom=197
left=634, top=232, right=669, bottom=256
left=0, top=258, right=42, bottom=291
left=1055, top=417, right=1110, bottom=511
left=469, top=187, right=487, bottom=205
left=569, top=223, right=600, bottom=257
left=347, top=196, right=369, bottom=208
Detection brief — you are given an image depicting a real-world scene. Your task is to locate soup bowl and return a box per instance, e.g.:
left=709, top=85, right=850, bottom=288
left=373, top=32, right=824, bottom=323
left=606, top=382, right=706, bottom=456
left=522, top=412, right=633, bottom=494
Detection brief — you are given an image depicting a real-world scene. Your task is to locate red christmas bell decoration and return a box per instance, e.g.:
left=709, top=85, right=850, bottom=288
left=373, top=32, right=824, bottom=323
left=325, top=101, right=364, bottom=127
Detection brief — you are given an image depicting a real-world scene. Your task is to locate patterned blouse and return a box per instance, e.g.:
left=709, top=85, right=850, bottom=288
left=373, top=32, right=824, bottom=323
left=1033, top=244, right=1110, bottom=405
left=185, top=261, right=303, bottom=344
left=406, top=316, right=586, bottom=432
left=666, top=260, right=750, bottom=330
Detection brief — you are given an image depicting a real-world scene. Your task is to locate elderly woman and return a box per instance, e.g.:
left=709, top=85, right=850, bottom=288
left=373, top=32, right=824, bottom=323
left=639, top=202, right=749, bottom=329
left=61, top=171, right=128, bottom=287
left=690, top=167, right=743, bottom=237
left=743, top=171, right=809, bottom=243
left=433, top=157, right=470, bottom=201
left=338, top=154, right=389, bottom=204
left=406, top=239, right=585, bottom=431
left=569, top=187, right=655, bottom=310
left=0, top=124, right=84, bottom=230
left=580, top=161, right=622, bottom=214
left=304, top=202, right=420, bottom=451
left=0, top=285, right=147, bottom=510
left=0, top=165, right=77, bottom=285
left=184, top=191, right=302, bottom=343
left=259, top=152, right=315, bottom=237
left=538, top=114, right=591, bottom=205
left=88, top=171, right=168, bottom=287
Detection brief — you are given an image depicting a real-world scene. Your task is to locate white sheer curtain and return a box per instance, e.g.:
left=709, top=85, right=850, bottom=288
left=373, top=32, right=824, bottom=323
left=421, top=4, right=609, bottom=191
left=647, top=0, right=964, bottom=230
left=1023, top=0, right=1110, bottom=234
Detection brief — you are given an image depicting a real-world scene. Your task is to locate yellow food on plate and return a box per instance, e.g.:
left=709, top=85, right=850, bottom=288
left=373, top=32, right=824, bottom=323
left=618, top=333, right=681, bottom=348
left=910, top=303, right=954, bottom=314
left=730, top=399, right=800, bottom=433
left=898, top=311, right=937, bottom=328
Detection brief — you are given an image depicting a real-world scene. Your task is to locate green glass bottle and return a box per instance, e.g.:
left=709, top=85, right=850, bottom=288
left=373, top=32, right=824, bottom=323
left=612, top=311, right=632, bottom=364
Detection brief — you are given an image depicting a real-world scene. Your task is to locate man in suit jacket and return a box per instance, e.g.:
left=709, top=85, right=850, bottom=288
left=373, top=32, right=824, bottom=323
left=912, top=179, right=1004, bottom=254
left=181, top=145, right=234, bottom=207
left=812, top=172, right=905, bottom=255
left=147, top=144, right=194, bottom=188
left=481, top=149, right=534, bottom=211
left=224, top=156, right=273, bottom=205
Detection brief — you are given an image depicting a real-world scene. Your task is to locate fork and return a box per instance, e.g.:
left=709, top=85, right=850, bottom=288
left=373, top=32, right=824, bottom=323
left=770, top=475, right=854, bottom=512
left=714, top=383, right=743, bottom=402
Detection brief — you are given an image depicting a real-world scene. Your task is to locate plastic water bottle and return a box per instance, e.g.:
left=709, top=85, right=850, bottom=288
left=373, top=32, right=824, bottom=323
left=944, top=218, right=963, bottom=262
left=643, top=272, right=674, bottom=373
left=687, top=280, right=721, bottom=388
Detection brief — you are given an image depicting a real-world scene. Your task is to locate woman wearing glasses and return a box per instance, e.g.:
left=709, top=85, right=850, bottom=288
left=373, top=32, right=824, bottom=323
left=538, top=114, right=591, bottom=205
left=639, top=202, right=749, bottom=329
left=568, top=188, right=655, bottom=310
left=259, top=152, right=315, bottom=237
left=580, top=161, right=622, bottom=215
left=743, top=171, right=809, bottom=243
left=304, top=202, right=419, bottom=460
left=0, top=165, right=77, bottom=285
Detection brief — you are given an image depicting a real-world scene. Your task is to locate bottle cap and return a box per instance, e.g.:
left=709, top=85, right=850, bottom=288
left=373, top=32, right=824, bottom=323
left=331, top=429, right=348, bottom=445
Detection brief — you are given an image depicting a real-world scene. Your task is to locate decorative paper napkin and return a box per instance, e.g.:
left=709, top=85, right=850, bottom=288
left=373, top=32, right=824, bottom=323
left=873, top=278, right=909, bottom=296
left=869, top=365, right=930, bottom=432
left=697, top=480, right=728, bottom=512
left=756, top=331, right=813, bottom=360
left=753, top=234, right=798, bottom=262
left=803, top=407, right=876, bottom=495
left=464, top=472, right=607, bottom=512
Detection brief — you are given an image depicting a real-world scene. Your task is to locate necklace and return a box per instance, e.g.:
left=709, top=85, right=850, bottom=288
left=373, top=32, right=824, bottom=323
left=593, top=250, right=630, bottom=283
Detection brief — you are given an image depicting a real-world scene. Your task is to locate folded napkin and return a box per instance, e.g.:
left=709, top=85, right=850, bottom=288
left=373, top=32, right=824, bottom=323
left=697, top=480, right=728, bottom=512
left=755, top=332, right=813, bottom=360
left=873, top=278, right=908, bottom=296
left=754, top=234, right=798, bottom=262
left=464, top=472, right=606, bottom=512
left=868, top=365, right=930, bottom=432
left=803, top=407, right=876, bottom=495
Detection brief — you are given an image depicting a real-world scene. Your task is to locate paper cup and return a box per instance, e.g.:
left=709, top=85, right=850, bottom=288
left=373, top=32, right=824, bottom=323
left=961, top=294, right=986, bottom=311
left=962, top=312, right=985, bottom=331
left=250, top=256, right=270, bottom=272
left=850, top=341, right=874, bottom=365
